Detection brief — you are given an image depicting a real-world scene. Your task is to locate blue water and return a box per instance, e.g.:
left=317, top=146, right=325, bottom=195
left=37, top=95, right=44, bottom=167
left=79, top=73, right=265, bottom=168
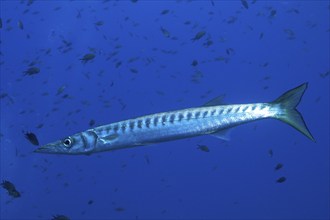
left=1, top=1, right=329, bottom=219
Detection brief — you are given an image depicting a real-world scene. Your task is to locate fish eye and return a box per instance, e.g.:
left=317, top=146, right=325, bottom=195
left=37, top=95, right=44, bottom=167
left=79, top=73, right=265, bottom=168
left=63, top=138, right=72, bottom=147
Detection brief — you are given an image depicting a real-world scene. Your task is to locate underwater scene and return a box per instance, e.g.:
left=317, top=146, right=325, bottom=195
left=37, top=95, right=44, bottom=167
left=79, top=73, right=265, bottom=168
left=0, top=0, right=329, bottom=219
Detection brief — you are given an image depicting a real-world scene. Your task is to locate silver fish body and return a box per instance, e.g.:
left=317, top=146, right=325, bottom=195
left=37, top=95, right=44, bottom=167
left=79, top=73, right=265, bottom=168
left=92, top=103, right=273, bottom=152
left=35, top=83, right=315, bottom=155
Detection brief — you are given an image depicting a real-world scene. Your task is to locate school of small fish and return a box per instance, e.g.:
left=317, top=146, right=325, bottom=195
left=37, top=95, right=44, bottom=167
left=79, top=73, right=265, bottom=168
left=0, top=0, right=327, bottom=219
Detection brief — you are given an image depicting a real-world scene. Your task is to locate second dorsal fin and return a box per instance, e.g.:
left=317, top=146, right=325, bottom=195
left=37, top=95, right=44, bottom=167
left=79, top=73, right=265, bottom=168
left=202, top=94, right=226, bottom=107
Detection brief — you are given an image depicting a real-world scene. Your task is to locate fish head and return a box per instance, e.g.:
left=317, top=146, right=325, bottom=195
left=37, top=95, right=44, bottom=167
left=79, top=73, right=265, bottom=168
left=34, top=131, right=95, bottom=155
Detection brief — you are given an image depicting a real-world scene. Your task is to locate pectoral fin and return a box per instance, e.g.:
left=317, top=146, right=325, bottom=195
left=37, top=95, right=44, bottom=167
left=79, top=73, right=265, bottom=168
left=99, top=134, right=119, bottom=144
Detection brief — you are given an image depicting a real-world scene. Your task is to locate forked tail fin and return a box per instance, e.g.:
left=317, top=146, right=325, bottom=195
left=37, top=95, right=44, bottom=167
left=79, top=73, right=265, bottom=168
left=271, top=83, right=315, bottom=142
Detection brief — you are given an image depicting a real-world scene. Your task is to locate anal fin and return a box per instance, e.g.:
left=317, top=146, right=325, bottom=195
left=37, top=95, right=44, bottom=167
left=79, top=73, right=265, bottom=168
left=210, top=128, right=231, bottom=141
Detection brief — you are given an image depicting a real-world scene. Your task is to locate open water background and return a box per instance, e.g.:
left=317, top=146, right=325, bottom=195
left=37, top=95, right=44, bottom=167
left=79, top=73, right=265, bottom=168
left=0, top=1, right=329, bottom=219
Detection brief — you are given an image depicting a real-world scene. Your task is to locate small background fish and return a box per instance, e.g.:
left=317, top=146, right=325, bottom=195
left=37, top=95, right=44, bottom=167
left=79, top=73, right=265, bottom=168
left=0, top=1, right=328, bottom=220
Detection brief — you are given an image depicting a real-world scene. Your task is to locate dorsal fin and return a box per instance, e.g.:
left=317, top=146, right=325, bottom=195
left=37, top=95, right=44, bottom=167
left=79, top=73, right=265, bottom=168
left=202, top=94, right=226, bottom=107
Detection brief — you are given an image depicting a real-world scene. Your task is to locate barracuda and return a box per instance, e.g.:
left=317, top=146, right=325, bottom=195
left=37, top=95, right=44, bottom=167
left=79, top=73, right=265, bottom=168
left=35, top=83, right=315, bottom=155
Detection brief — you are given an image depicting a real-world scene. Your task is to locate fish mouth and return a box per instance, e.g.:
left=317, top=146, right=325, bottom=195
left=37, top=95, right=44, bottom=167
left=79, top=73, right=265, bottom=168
left=33, top=146, right=52, bottom=153
left=33, top=143, right=59, bottom=154
left=33, top=147, right=44, bottom=153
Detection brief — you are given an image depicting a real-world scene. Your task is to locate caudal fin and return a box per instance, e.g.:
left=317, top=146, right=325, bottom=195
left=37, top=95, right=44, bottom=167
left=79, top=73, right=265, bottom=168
left=271, top=83, right=315, bottom=142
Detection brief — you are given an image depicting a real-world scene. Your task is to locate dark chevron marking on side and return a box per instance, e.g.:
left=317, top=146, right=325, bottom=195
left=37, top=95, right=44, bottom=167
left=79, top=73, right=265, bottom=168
left=129, top=121, right=135, bottom=130
left=153, top=116, right=159, bottom=126
left=169, top=114, right=175, bottom=123
left=121, top=123, right=126, bottom=132
left=203, top=111, right=208, bottom=117
left=137, top=120, right=143, bottom=128
left=162, top=115, right=167, bottom=124
left=106, top=126, right=112, bottom=134
left=145, top=118, right=151, bottom=128
left=187, top=112, right=192, bottom=120
left=211, top=109, right=216, bottom=116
